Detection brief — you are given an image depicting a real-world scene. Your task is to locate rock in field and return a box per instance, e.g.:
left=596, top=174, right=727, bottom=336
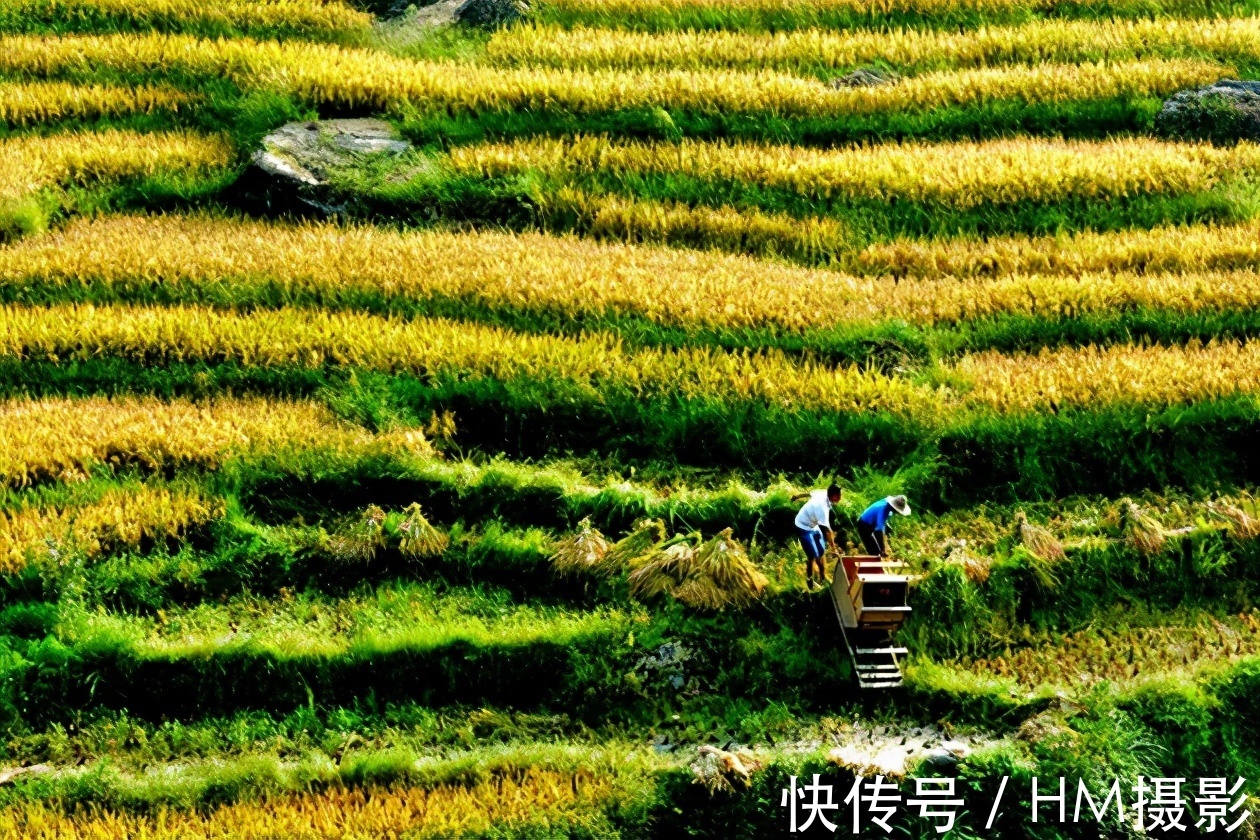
left=829, top=68, right=901, bottom=89
left=375, top=0, right=526, bottom=44
left=245, top=119, right=413, bottom=215
left=457, top=0, right=528, bottom=27
left=1156, top=80, right=1260, bottom=142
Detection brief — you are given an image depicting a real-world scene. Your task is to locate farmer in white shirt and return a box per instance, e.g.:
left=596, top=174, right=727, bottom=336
left=791, top=484, right=842, bottom=589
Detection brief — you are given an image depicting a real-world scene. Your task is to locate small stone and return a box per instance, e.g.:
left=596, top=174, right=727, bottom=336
left=919, top=748, right=961, bottom=774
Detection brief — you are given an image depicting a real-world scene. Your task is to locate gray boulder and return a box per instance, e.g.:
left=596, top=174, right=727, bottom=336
left=456, top=0, right=528, bottom=28
left=246, top=119, right=412, bottom=215
left=829, top=68, right=901, bottom=89
left=1156, top=80, right=1260, bottom=142
left=375, top=0, right=525, bottom=44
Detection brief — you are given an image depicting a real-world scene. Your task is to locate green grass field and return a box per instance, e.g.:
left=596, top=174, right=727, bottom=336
left=0, top=0, right=1259, bottom=835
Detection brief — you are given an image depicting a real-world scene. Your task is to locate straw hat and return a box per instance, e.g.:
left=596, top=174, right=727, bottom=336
left=887, top=495, right=911, bottom=516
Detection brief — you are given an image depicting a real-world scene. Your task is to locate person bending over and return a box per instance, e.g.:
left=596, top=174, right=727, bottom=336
left=857, top=495, right=911, bottom=558
left=792, top=484, right=842, bottom=589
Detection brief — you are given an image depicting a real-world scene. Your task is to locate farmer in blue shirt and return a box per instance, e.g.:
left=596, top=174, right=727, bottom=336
left=857, top=495, right=911, bottom=557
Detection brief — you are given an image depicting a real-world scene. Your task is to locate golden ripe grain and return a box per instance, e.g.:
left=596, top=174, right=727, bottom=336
left=452, top=135, right=1260, bottom=209
left=539, top=0, right=1111, bottom=24
left=0, top=33, right=1224, bottom=117
left=4, top=212, right=862, bottom=330
left=544, top=188, right=854, bottom=261
left=0, top=303, right=941, bottom=417
left=857, top=220, right=1260, bottom=278
left=0, top=395, right=433, bottom=487
left=3, top=302, right=1260, bottom=418
left=0, top=484, right=221, bottom=573
left=0, top=0, right=372, bottom=36
left=0, top=772, right=613, bottom=839
left=0, top=129, right=232, bottom=202
left=489, top=18, right=1260, bottom=73
left=958, top=340, right=1260, bottom=412
left=0, top=81, right=192, bottom=126
left=7, top=213, right=1260, bottom=333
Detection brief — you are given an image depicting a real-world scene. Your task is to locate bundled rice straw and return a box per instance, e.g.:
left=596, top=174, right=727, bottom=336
left=1209, top=498, right=1260, bottom=539
left=602, top=518, right=667, bottom=571
left=1013, top=510, right=1064, bottom=589
left=628, top=539, right=698, bottom=599
left=549, top=516, right=611, bottom=576
left=1118, top=498, right=1166, bottom=555
left=1014, top=510, right=1065, bottom=563
left=691, top=745, right=761, bottom=795
left=630, top=528, right=767, bottom=610
left=397, top=502, right=449, bottom=558
left=328, top=504, right=387, bottom=561
left=943, top=540, right=991, bottom=583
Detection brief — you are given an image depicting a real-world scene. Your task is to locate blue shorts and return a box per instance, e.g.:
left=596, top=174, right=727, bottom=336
left=796, top=527, right=826, bottom=561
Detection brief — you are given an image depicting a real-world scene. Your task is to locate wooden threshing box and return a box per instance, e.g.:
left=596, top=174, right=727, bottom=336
left=831, top=555, right=911, bottom=632
left=830, top=555, right=913, bottom=689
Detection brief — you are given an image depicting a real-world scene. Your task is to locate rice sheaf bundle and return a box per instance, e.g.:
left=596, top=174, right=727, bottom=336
left=629, top=528, right=767, bottom=610
left=396, top=502, right=449, bottom=558
left=1210, top=499, right=1260, bottom=539
left=943, top=541, right=991, bottom=583
left=1014, top=510, right=1065, bottom=563
left=329, top=504, right=387, bottom=561
left=602, top=518, right=667, bottom=571
left=627, top=537, right=698, bottom=599
left=1013, top=510, right=1064, bottom=589
left=1118, top=498, right=1166, bottom=555
left=549, top=516, right=612, bottom=576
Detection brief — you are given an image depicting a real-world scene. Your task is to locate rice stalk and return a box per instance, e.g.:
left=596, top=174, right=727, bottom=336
left=11, top=302, right=1260, bottom=418
left=0, top=395, right=434, bottom=489
left=0, top=33, right=1226, bottom=122
left=29, top=214, right=1260, bottom=339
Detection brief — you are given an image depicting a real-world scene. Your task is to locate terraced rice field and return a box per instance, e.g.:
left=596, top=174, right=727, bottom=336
left=1, top=0, right=1260, bottom=835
